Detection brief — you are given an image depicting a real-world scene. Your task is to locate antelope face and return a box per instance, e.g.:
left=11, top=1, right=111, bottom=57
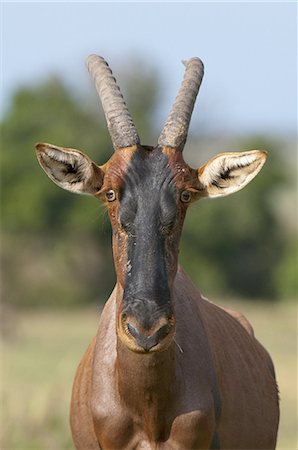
left=35, top=55, right=267, bottom=354
left=101, top=145, right=200, bottom=353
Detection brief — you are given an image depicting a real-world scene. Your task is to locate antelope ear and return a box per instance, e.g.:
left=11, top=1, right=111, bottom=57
left=35, top=143, right=104, bottom=195
left=197, top=150, right=267, bottom=198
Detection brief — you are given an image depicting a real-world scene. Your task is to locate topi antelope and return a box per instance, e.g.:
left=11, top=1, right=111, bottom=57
left=36, top=55, right=279, bottom=449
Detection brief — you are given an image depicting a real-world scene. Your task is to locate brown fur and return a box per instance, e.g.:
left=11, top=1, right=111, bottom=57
left=70, top=268, right=279, bottom=450
left=96, top=146, right=138, bottom=287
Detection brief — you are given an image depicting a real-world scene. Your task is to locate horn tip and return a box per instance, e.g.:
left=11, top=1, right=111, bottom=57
left=86, top=54, right=106, bottom=69
left=182, top=57, right=204, bottom=70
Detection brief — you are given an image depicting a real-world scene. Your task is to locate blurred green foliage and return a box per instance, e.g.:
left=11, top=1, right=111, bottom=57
left=1, top=67, right=296, bottom=307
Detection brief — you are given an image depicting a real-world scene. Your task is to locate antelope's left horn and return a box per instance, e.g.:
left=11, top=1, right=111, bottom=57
left=86, top=55, right=140, bottom=150
left=158, top=57, right=204, bottom=151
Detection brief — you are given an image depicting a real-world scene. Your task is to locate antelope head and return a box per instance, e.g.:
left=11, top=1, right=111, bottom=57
left=36, top=55, right=267, bottom=354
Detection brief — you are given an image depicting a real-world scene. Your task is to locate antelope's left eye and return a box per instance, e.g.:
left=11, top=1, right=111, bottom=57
left=105, top=189, right=116, bottom=202
left=180, top=190, right=192, bottom=203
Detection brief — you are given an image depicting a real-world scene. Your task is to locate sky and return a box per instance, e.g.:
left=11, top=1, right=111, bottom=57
left=1, top=2, right=297, bottom=136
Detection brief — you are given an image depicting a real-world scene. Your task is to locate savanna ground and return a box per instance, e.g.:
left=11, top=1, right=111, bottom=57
left=1, top=300, right=297, bottom=450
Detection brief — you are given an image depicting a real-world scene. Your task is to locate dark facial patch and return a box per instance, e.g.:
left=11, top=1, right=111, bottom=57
left=120, top=147, right=178, bottom=328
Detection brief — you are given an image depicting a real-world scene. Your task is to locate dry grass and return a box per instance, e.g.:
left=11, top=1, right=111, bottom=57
left=1, top=302, right=297, bottom=449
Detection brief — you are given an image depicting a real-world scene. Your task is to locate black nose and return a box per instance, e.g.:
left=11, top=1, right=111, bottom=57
left=127, top=322, right=170, bottom=352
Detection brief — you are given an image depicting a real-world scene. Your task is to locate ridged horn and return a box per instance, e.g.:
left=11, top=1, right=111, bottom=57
left=86, top=55, right=140, bottom=150
left=158, top=57, right=204, bottom=151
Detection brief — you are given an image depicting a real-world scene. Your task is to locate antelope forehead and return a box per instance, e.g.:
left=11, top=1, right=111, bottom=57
left=124, top=148, right=174, bottom=187
left=120, top=147, right=177, bottom=221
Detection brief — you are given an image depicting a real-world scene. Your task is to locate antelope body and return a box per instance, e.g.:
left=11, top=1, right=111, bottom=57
left=36, top=55, right=279, bottom=449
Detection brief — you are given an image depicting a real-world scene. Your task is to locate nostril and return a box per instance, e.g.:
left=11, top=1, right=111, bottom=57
left=155, top=323, right=170, bottom=341
left=126, top=322, right=140, bottom=339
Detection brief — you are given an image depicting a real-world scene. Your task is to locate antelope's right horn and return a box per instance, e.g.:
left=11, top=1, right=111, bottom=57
left=86, top=55, right=140, bottom=150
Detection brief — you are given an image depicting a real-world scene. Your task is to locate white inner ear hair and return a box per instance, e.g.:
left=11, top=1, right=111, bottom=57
left=40, top=147, right=93, bottom=192
left=201, top=152, right=264, bottom=192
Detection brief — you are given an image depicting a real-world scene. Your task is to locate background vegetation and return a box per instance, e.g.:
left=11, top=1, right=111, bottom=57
left=1, top=63, right=297, bottom=449
left=1, top=67, right=297, bottom=307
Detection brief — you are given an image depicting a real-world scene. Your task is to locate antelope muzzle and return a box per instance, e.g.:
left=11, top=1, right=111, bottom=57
left=118, top=298, right=176, bottom=353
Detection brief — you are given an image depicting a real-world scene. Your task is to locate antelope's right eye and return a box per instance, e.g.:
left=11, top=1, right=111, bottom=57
left=105, top=189, right=116, bottom=202
left=180, top=190, right=192, bottom=203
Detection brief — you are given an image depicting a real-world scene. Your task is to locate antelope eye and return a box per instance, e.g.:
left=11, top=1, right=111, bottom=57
left=180, top=190, right=192, bottom=203
left=105, top=189, right=116, bottom=202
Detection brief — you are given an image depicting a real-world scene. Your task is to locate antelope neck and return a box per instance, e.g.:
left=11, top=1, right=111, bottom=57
left=116, top=334, right=177, bottom=438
